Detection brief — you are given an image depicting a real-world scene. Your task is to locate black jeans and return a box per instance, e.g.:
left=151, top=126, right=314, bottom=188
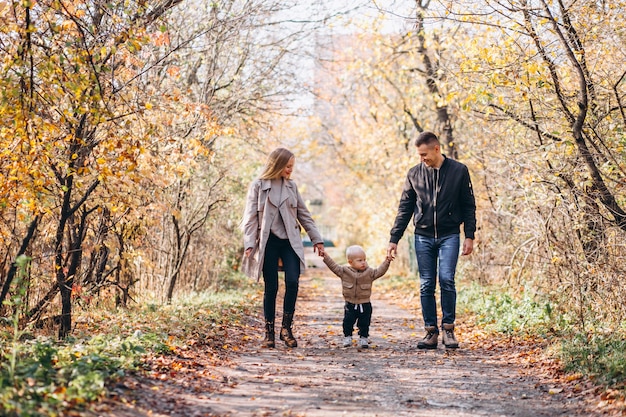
left=343, top=302, right=373, bottom=338
left=262, top=233, right=301, bottom=322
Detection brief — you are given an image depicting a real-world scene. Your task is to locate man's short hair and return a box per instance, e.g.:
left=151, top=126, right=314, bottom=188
left=415, top=131, right=440, bottom=147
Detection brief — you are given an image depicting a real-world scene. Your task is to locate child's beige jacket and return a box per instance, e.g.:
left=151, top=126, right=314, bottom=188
left=323, top=254, right=390, bottom=304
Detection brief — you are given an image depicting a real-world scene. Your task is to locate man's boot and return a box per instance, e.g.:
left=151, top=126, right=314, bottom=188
left=442, top=323, right=459, bottom=349
left=261, top=321, right=275, bottom=348
left=417, top=325, right=438, bottom=349
left=279, top=312, right=298, bottom=348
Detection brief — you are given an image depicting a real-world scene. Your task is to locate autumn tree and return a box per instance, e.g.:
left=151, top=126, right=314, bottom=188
left=0, top=0, right=195, bottom=337
left=299, top=0, right=626, bottom=331
left=306, top=29, right=415, bottom=258
left=127, top=1, right=336, bottom=301
left=301, top=2, right=474, bottom=266
left=440, top=0, right=626, bottom=326
left=0, top=0, right=352, bottom=338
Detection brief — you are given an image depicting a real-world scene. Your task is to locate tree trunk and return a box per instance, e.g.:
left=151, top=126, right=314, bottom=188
left=414, top=3, right=458, bottom=159
left=0, top=216, right=39, bottom=312
left=55, top=188, right=72, bottom=339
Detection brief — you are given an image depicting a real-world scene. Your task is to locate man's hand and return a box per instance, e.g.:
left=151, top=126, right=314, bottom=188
left=387, top=242, right=397, bottom=260
left=461, top=238, right=474, bottom=256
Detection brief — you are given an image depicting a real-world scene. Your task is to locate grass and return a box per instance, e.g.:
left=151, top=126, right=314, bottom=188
left=3, top=267, right=625, bottom=416
left=0, top=332, right=149, bottom=417
left=458, top=280, right=626, bottom=390
left=378, top=274, right=558, bottom=336
left=560, top=333, right=626, bottom=388
left=456, top=281, right=560, bottom=336
left=379, top=273, right=626, bottom=392
left=0, top=272, right=260, bottom=417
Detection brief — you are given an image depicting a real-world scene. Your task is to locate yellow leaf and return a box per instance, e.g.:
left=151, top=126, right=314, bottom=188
left=61, top=20, right=74, bottom=31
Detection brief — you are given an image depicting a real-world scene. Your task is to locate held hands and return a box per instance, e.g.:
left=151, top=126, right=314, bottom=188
left=387, top=242, right=397, bottom=261
left=314, top=243, right=325, bottom=257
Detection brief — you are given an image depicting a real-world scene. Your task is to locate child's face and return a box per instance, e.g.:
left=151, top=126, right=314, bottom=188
left=348, top=252, right=368, bottom=271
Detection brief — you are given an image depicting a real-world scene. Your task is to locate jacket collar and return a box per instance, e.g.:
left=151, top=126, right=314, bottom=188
left=261, top=178, right=292, bottom=206
left=422, top=154, right=448, bottom=170
left=260, top=179, right=272, bottom=191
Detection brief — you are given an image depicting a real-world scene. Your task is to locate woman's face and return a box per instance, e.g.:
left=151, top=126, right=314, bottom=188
left=281, top=157, right=295, bottom=179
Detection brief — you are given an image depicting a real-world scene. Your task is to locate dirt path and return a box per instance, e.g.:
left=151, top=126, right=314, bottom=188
left=191, top=271, right=597, bottom=417
left=92, top=265, right=606, bottom=417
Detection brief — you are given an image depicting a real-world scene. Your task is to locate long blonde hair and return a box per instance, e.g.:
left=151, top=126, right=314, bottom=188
left=259, top=148, right=294, bottom=180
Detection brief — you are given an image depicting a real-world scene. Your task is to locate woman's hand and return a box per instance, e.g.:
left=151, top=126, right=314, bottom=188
left=244, top=248, right=253, bottom=257
left=314, top=243, right=325, bottom=257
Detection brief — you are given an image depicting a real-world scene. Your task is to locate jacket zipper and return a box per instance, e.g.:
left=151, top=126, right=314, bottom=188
left=433, top=168, right=439, bottom=239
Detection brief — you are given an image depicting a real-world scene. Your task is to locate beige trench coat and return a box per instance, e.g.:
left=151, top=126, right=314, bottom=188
left=241, top=178, right=323, bottom=281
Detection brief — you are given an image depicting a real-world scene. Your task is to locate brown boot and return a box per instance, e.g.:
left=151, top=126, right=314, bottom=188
left=279, top=312, right=298, bottom=348
left=442, top=323, right=459, bottom=349
left=261, top=321, right=275, bottom=348
left=417, top=326, right=438, bottom=349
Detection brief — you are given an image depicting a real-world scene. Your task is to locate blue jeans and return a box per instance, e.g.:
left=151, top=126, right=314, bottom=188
left=414, top=233, right=460, bottom=330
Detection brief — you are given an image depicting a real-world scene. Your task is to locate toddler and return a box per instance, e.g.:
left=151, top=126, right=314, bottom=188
left=323, top=245, right=393, bottom=348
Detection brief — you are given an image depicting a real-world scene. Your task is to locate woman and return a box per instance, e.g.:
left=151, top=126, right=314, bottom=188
left=241, top=148, right=325, bottom=348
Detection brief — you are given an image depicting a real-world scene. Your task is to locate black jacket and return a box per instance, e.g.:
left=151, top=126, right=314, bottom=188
left=390, top=156, right=476, bottom=243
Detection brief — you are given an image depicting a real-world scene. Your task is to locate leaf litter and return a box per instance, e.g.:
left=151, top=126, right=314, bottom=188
left=83, top=268, right=624, bottom=417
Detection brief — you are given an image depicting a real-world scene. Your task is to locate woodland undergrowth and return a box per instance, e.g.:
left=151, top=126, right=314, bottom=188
left=0, top=272, right=258, bottom=417
left=378, top=274, right=626, bottom=401
left=3, top=268, right=625, bottom=416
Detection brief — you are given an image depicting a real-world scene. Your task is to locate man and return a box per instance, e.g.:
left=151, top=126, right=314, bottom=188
left=387, top=131, right=476, bottom=349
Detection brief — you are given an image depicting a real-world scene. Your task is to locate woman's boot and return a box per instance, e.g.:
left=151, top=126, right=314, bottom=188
left=261, top=321, right=275, bottom=348
left=279, top=312, right=298, bottom=347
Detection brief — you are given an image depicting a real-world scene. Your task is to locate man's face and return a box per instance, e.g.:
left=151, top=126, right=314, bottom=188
left=417, top=143, right=441, bottom=167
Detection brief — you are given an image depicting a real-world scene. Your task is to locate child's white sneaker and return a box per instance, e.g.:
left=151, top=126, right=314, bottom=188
left=358, top=337, right=369, bottom=348
left=342, top=336, right=352, bottom=347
